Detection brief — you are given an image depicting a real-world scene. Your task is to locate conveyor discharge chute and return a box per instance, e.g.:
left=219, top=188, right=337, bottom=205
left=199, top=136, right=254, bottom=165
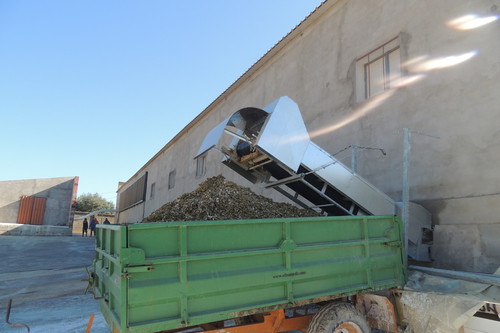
left=196, top=96, right=432, bottom=261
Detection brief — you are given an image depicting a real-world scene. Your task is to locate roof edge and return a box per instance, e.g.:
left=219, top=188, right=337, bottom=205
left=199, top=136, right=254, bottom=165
left=118, top=0, right=339, bottom=192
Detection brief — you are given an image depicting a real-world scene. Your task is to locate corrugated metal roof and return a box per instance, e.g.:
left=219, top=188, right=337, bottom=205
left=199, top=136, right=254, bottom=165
left=119, top=0, right=336, bottom=191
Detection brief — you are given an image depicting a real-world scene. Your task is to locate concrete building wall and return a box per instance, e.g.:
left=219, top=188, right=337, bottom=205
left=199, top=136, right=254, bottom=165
left=72, top=212, right=115, bottom=234
left=117, top=0, right=500, bottom=273
left=0, top=177, right=77, bottom=226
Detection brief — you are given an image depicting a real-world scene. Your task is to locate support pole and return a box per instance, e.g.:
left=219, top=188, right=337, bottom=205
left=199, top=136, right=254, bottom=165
left=402, top=128, right=411, bottom=269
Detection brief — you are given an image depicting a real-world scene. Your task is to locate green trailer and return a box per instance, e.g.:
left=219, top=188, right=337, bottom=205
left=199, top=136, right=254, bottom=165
left=92, top=215, right=406, bottom=333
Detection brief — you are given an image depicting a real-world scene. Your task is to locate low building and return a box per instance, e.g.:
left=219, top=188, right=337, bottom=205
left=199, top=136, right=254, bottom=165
left=0, top=176, right=78, bottom=227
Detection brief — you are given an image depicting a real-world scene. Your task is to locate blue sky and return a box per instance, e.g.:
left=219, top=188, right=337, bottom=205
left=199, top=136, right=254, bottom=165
left=0, top=0, right=323, bottom=203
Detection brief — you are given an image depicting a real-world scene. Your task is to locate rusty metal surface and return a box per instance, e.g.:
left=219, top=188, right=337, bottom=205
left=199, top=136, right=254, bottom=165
left=31, top=197, right=46, bottom=225
left=356, top=293, right=398, bottom=333
left=203, top=310, right=311, bottom=333
left=17, top=196, right=34, bottom=224
left=17, top=196, right=46, bottom=225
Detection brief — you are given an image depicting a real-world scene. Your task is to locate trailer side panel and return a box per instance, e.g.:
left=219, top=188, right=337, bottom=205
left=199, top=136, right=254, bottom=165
left=94, top=215, right=405, bottom=333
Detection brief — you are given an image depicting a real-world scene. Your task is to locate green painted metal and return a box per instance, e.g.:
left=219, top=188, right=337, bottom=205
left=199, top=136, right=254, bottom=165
left=94, top=215, right=406, bottom=333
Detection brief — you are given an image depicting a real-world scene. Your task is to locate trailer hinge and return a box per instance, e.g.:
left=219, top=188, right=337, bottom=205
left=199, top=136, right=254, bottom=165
left=383, top=241, right=402, bottom=248
left=121, top=264, right=155, bottom=278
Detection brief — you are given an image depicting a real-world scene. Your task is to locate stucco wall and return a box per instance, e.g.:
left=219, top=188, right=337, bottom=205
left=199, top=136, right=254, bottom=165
left=0, top=177, right=77, bottom=226
left=117, top=0, right=500, bottom=272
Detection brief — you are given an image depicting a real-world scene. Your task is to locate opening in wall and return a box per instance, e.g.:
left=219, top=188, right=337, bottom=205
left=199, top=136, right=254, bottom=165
left=168, top=170, right=176, bottom=189
left=150, top=182, right=155, bottom=200
left=356, top=36, right=402, bottom=102
left=196, top=153, right=207, bottom=178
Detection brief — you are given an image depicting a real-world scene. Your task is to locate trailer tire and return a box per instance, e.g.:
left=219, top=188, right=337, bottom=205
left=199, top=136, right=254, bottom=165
left=307, top=302, right=370, bottom=333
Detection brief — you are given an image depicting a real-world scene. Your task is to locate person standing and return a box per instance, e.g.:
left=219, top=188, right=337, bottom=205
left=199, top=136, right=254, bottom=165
left=103, top=218, right=110, bottom=225
left=82, top=218, right=89, bottom=237
left=89, top=217, right=97, bottom=236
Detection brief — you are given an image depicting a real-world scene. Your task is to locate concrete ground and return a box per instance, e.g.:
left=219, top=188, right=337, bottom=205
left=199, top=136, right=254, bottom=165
left=0, top=235, right=301, bottom=333
left=0, top=235, right=110, bottom=333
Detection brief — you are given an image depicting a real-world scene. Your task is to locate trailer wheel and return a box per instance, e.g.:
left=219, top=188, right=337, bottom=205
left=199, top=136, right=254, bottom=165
left=307, top=302, right=370, bottom=333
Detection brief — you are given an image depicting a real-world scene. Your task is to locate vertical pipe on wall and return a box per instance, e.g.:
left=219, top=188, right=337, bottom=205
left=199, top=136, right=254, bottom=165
left=402, top=128, right=411, bottom=270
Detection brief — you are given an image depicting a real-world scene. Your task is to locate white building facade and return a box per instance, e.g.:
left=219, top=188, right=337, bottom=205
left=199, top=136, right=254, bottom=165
left=116, top=0, right=500, bottom=273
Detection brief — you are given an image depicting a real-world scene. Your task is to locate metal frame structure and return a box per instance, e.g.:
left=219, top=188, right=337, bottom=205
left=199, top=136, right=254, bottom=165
left=197, top=96, right=432, bottom=261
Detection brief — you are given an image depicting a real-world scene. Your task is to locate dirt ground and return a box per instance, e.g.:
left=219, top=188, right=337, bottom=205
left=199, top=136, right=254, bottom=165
left=0, top=235, right=110, bottom=333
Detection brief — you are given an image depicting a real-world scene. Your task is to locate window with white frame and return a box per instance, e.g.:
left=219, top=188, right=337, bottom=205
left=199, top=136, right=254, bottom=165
left=195, top=153, right=206, bottom=178
left=356, top=37, right=401, bottom=102
left=168, top=170, right=176, bottom=189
